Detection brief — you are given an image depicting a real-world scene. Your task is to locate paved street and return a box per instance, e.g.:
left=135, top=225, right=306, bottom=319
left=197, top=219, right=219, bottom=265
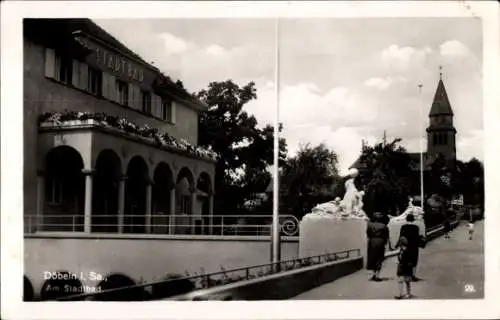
left=292, top=221, right=484, bottom=299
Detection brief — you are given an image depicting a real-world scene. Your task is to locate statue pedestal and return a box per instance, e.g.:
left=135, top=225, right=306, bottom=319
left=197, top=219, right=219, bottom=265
left=299, top=214, right=368, bottom=263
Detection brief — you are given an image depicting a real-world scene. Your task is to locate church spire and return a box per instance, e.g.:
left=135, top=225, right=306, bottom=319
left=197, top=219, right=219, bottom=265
left=429, top=67, right=453, bottom=117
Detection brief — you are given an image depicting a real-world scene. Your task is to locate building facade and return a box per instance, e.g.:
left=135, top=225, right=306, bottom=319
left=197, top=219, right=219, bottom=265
left=24, top=19, right=217, bottom=235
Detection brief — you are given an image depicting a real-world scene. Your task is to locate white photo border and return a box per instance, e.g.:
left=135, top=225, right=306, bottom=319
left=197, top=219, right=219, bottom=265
left=1, top=1, right=499, bottom=319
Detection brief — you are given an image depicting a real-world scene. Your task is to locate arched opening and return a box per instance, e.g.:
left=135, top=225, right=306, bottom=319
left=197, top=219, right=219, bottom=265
left=196, top=172, right=212, bottom=235
left=39, top=271, right=83, bottom=301
left=24, top=275, right=34, bottom=301
left=152, top=162, right=174, bottom=234
left=44, top=146, right=85, bottom=231
left=150, top=274, right=195, bottom=300
left=124, top=156, right=149, bottom=233
left=95, top=273, right=144, bottom=301
left=93, top=149, right=121, bottom=233
left=175, top=167, right=195, bottom=234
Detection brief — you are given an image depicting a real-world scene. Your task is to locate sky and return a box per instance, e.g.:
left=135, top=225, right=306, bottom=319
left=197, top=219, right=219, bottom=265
left=95, top=18, right=483, bottom=175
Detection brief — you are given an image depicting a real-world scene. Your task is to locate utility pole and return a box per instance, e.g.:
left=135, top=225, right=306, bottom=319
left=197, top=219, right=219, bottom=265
left=418, top=83, right=424, bottom=206
left=271, top=18, right=281, bottom=269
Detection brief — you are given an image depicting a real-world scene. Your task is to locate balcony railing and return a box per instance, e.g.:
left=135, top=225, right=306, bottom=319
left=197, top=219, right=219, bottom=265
left=24, top=214, right=300, bottom=237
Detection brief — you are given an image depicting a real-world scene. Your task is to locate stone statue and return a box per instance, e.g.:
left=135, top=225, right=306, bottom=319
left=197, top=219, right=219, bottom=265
left=302, top=168, right=368, bottom=221
left=389, top=197, right=424, bottom=222
left=342, top=168, right=360, bottom=215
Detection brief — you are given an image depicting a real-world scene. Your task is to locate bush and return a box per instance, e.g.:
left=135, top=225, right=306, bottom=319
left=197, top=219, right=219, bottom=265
left=150, top=274, right=195, bottom=300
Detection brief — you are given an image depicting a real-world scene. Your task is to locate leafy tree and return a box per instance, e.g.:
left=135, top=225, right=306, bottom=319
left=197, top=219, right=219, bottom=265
left=458, top=158, right=484, bottom=207
left=196, top=80, right=287, bottom=214
left=280, top=143, right=342, bottom=219
left=355, top=137, right=413, bottom=218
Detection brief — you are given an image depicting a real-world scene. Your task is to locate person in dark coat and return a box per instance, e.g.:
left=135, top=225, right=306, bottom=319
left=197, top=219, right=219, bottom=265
left=398, top=213, right=424, bottom=281
left=443, top=205, right=454, bottom=239
left=394, top=237, right=415, bottom=299
left=366, top=212, right=392, bottom=281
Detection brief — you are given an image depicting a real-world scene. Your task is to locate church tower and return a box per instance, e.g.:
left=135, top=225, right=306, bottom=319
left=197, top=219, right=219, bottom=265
left=426, top=68, right=457, bottom=165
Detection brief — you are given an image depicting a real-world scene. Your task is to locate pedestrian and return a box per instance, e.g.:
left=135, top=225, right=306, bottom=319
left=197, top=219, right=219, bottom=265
left=467, top=220, right=475, bottom=240
left=398, top=213, right=425, bottom=281
left=366, top=212, right=392, bottom=281
left=394, top=236, right=415, bottom=299
left=443, top=208, right=452, bottom=239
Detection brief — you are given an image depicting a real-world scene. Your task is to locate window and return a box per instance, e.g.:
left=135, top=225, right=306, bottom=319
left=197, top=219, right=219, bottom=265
left=116, top=80, right=129, bottom=106
left=443, top=133, right=448, bottom=145
left=141, top=90, right=152, bottom=114
left=433, top=134, right=438, bottom=145
left=46, top=177, right=63, bottom=206
left=55, top=54, right=73, bottom=84
left=88, top=67, right=102, bottom=96
left=161, top=99, right=173, bottom=122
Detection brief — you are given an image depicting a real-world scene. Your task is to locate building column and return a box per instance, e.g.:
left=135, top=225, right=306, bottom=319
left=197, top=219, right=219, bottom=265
left=169, top=187, right=176, bottom=234
left=36, top=171, right=45, bottom=232
left=190, top=187, right=197, bottom=234
left=145, top=180, right=153, bottom=234
left=117, top=175, right=126, bottom=233
left=208, top=192, right=214, bottom=234
left=82, top=169, right=94, bottom=233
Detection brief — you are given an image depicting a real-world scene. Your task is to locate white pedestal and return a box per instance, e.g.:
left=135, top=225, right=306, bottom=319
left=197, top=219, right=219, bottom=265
left=299, top=215, right=368, bottom=262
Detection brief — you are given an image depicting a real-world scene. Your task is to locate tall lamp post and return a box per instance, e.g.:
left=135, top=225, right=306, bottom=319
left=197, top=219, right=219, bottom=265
left=418, top=84, right=425, bottom=207
left=271, top=18, right=281, bottom=267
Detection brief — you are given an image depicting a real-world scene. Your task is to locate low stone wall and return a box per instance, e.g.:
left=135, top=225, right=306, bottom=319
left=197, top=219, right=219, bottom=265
left=170, top=255, right=363, bottom=300
left=24, top=233, right=299, bottom=299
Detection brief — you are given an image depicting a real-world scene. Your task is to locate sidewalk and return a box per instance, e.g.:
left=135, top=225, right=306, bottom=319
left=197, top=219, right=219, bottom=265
left=291, top=221, right=484, bottom=299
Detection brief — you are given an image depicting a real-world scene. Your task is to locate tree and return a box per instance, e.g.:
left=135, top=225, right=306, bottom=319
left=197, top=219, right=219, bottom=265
left=280, top=143, right=342, bottom=219
left=355, top=137, right=413, bottom=218
left=459, top=158, right=484, bottom=207
left=196, top=80, right=287, bottom=214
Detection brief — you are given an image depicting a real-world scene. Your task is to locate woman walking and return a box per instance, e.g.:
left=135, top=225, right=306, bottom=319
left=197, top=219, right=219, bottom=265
left=394, top=237, right=415, bottom=299
left=398, top=213, right=425, bottom=281
left=366, top=212, right=391, bottom=281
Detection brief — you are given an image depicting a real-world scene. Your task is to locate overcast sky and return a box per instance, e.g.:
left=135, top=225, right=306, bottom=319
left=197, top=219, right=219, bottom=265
left=95, top=18, right=483, bottom=175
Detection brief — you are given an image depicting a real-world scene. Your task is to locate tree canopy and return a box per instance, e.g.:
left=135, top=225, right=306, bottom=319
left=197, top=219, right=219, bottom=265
left=355, top=137, right=414, bottom=217
left=196, top=80, right=287, bottom=214
left=280, top=143, right=342, bottom=219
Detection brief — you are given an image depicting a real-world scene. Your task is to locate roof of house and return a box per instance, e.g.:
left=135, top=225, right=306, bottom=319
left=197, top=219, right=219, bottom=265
left=24, top=18, right=205, bottom=109
left=429, top=79, right=454, bottom=117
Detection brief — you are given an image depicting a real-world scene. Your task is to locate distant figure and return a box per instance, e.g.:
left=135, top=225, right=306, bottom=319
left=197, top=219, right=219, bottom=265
left=467, top=220, right=475, bottom=240
left=443, top=207, right=453, bottom=239
left=397, top=213, right=425, bottom=282
left=366, top=212, right=391, bottom=281
left=394, top=237, right=415, bottom=299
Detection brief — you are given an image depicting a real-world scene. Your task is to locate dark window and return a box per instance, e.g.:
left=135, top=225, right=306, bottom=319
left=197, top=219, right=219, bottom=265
left=443, top=133, right=448, bottom=145
left=141, top=91, right=151, bottom=114
left=161, top=99, right=173, bottom=122
left=46, top=177, right=63, bottom=205
left=116, top=80, right=129, bottom=106
left=88, top=67, right=102, bottom=96
left=433, top=134, right=438, bottom=145
left=178, top=196, right=191, bottom=214
left=55, top=54, right=73, bottom=84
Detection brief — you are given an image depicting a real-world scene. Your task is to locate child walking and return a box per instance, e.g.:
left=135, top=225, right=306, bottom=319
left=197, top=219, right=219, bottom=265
left=467, top=220, right=475, bottom=240
left=394, top=236, right=415, bottom=299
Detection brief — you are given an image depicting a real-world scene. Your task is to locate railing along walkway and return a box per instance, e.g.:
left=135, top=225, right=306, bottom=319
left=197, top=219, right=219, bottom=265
left=51, top=249, right=361, bottom=301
